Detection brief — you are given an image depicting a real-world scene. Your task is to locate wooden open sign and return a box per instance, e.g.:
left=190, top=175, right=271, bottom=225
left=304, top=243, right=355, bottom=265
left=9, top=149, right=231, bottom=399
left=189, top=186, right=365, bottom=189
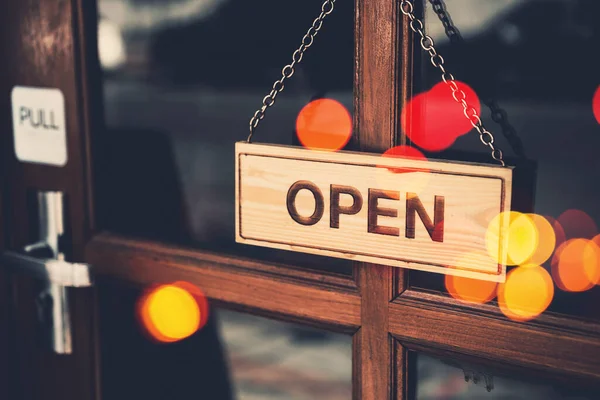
left=235, top=142, right=513, bottom=282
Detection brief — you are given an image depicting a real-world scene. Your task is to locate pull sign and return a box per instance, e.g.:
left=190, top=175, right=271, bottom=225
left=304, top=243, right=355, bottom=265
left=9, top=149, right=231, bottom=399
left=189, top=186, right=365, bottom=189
left=235, top=142, right=513, bottom=282
left=11, top=86, right=67, bottom=166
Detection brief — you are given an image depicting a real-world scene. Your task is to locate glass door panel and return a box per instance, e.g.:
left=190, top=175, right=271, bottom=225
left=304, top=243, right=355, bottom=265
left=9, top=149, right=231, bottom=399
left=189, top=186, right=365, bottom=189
left=409, top=0, right=600, bottom=323
left=413, top=352, right=600, bottom=400
left=95, top=0, right=355, bottom=274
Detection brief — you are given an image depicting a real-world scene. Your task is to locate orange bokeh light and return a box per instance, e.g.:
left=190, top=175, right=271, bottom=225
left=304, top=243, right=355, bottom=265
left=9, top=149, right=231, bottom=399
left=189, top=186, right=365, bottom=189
left=593, top=234, right=600, bottom=285
left=552, top=239, right=600, bottom=292
left=445, top=253, right=498, bottom=304
left=593, top=85, right=600, bottom=125
left=401, top=81, right=481, bottom=152
left=445, top=274, right=497, bottom=304
left=524, top=214, right=556, bottom=266
left=296, top=98, right=352, bottom=151
left=498, top=265, right=554, bottom=322
left=557, top=209, right=598, bottom=240
left=545, top=216, right=567, bottom=250
left=137, top=281, right=209, bottom=343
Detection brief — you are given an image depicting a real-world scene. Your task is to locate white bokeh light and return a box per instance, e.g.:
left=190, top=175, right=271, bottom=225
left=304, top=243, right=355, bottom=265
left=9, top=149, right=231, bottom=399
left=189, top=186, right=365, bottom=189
left=98, top=18, right=126, bottom=71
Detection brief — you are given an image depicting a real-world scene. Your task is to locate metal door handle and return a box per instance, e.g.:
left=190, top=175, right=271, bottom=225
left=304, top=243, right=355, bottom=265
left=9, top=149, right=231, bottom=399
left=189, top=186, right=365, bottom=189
left=1, top=251, right=92, bottom=287
left=0, top=191, right=93, bottom=354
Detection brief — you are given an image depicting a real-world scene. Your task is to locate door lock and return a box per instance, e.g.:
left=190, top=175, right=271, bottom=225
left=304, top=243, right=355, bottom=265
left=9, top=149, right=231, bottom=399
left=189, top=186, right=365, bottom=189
left=1, top=191, right=92, bottom=354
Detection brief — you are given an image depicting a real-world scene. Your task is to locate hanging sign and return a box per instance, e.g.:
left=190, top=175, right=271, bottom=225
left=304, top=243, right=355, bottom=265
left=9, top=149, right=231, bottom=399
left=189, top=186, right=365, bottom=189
left=235, top=142, right=513, bottom=282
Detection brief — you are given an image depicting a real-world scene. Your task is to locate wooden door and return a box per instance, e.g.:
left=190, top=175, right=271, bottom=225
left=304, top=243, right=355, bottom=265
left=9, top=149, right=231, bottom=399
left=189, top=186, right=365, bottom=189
left=2, top=0, right=600, bottom=399
left=0, top=0, right=100, bottom=399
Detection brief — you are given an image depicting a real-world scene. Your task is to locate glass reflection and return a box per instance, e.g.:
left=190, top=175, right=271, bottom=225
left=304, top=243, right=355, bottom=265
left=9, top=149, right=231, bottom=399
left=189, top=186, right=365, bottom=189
left=410, top=0, right=600, bottom=322
left=95, top=0, right=354, bottom=273
left=216, top=309, right=352, bottom=400
left=415, top=353, right=600, bottom=400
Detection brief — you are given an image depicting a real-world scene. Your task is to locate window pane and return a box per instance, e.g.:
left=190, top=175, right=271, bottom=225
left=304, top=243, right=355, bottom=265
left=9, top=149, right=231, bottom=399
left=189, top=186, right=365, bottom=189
left=95, top=0, right=354, bottom=274
left=98, top=282, right=352, bottom=399
left=410, top=0, right=600, bottom=322
left=413, top=353, right=600, bottom=399
left=217, top=309, right=352, bottom=400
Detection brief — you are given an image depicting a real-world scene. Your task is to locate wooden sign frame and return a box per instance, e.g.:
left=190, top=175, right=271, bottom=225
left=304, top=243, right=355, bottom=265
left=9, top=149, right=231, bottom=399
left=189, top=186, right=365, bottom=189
left=235, top=142, right=513, bottom=282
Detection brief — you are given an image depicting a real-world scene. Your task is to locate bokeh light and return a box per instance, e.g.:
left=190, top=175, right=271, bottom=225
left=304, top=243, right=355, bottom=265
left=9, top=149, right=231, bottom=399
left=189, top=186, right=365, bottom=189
left=557, top=209, right=598, bottom=240
left=381, top=145, right=427, bottom=173
left=401, top=81, right=480, bottom=152
left=137, top=282, right=209, bottom=343
left=296, top=98, right=352, bottom=151
left=545, top=215, right=567, bottom=249
left=486, top=211, right=538, bottom=266
left=377, top=146, right=431, bottom=196
left=553, top=239, right=600, bottom=292
left=445, top=252, right=498, bottom=304
left=550, top=241, right=567, bottom=291
left=498, top=265, right=554, bottom=322
left=402, top=91, right=454, bottom=152
left=593, top=234, right=600, bottom=285
left=445, top=274, right=497, bottom=305
left=593, top=85, right=600, bottom=125
left=524, top=214, right=556, bottom=266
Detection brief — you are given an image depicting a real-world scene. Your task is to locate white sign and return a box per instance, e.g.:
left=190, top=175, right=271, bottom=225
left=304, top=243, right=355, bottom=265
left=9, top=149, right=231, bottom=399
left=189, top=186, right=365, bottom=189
left=11, top=86, right=67, bottom=166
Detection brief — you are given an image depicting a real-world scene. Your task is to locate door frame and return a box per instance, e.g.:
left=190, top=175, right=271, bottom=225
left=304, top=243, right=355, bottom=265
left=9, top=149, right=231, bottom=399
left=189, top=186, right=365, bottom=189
left=1, top=1, right=600, bottom=400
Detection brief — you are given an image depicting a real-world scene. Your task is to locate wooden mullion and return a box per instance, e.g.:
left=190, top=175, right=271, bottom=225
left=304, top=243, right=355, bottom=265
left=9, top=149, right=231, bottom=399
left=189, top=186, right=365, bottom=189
left=390, top=290, right=600, bottom=382
left=354, top=0, right=411, bottom=398
left=85, top=233, right=361, bottom=332
left=393, top=341, right=414, bottom=400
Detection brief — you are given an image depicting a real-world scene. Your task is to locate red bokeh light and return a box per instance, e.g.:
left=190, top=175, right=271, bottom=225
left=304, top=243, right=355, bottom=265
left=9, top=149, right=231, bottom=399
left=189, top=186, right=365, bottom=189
left=545, top=216, right=567, bottom=250
left=593, top=85, right=600, bottom=125
left=401, top=81, right=481, bottom=152
left=557, top=209, right=598, bottom=240
left=381, top=145, right=428, bottom=174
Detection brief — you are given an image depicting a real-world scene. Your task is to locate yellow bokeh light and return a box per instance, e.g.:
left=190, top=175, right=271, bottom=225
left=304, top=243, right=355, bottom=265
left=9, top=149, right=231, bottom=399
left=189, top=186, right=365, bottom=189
left=498, top=265, right=554, bottom=322
left=524, top=214, right=556, bottom=266
left=140, top=284, right=202, bottom=342
left=486, top=211, right=538, bottom=266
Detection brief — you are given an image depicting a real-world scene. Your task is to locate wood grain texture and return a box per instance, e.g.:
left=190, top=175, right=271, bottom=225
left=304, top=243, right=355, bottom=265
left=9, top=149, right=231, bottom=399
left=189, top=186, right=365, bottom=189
left=393, top=341, right=413, bottom=400
left=236, top=142, right=512, bottom=282
left=354, top=0, right=405, bottom=397
left=85, top=233, right=361, bottom=332
left=0, top=0, right=100, bottom=399
left=390, top=289, right=600, bottom=382
left=0, top=193, right=16, bottom=400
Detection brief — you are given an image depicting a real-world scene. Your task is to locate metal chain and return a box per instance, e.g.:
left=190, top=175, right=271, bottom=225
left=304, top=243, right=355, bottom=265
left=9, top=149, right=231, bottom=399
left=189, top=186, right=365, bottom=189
left=400, top=0, right=505, bottom=166
left=247, top=0, right=336, bottom=143
left=429, top=0, right=463, bottom=43
left=428, top=0, right=527, bottom=159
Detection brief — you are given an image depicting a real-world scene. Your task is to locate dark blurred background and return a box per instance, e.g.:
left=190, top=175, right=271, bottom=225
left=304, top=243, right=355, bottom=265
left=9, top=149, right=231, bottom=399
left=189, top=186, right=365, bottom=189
left=94, top=0, right=600, bottom=398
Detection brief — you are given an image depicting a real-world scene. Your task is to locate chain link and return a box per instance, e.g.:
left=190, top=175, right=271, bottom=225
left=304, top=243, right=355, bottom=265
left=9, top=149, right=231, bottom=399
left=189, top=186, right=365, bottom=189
left=401, top=0, right=505, bottom=166
left=428, top=0, right=526, bottom=160
left=429, top=0, right=463, bottom=43
left=247, top=0, right=335, bottom=143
